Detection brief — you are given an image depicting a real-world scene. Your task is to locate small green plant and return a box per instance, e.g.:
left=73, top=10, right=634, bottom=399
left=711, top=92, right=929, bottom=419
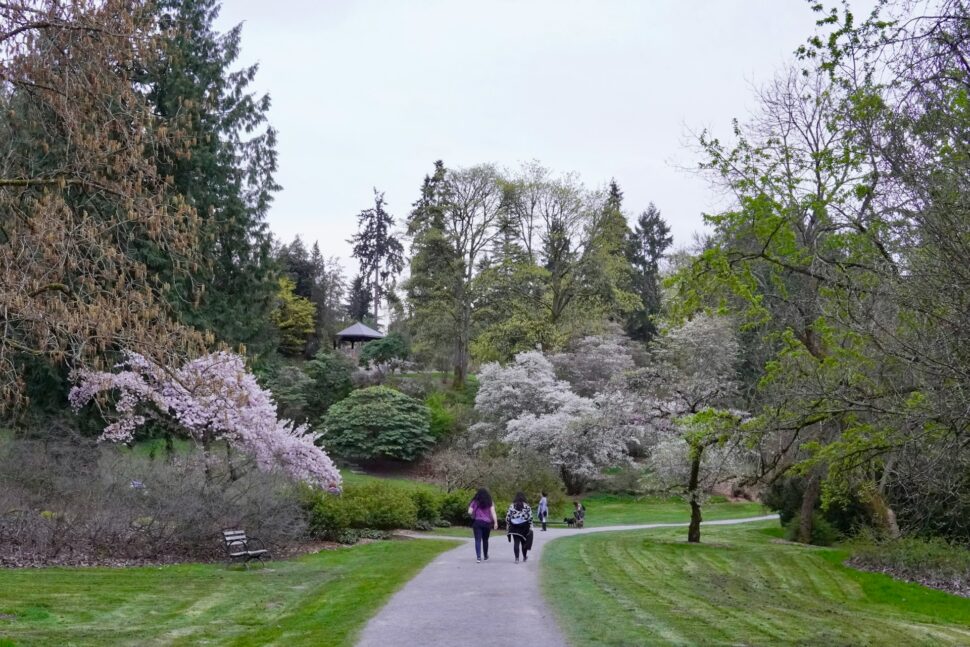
left=439, top=489, right=474, bottom=526
left=783, top=512, right=840, bottom=546
left=408, top=488, right=442, bottom=524
left=425, top=392, right=457, bottom=438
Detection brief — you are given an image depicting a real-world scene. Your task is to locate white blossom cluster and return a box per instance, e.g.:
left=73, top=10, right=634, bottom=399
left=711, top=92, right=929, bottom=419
left=70, top=352, right=342, bottom=491
left=474, top=351, right=633, bottom=483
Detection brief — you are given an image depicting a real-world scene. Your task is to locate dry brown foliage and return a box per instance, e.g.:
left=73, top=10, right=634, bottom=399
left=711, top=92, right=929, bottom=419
left=0, top=0, right=206, bottom=408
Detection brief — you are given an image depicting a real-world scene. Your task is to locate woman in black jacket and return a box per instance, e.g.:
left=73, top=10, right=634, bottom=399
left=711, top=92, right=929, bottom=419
left=505, top=491, right=533, bottom=563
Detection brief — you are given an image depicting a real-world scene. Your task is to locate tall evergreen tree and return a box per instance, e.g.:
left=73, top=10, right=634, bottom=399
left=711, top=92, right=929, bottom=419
left=307, top=242, right=346, bottom=354
left=146, top=0, right=280, bottom=356
left=276, top=237, right=346, bottom=355
left=349, top=190, right=405, bottom=325
left=346, top=274, right=374, bottom=323
left=626, top=203, right=672, bottom=342
left=404, top=161, right=460, bottom=371
left=405, top=162, right=502, bottom=387
left=587, top=179, right=639, bottom=320
left=277, top=236, right=314, bottom=298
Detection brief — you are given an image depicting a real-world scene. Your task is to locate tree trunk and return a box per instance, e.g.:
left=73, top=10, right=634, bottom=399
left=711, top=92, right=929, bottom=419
left=561, top=466, right=586, bottom=496
left=452, top=305, right=470, bottom=389
left=687, top=451, right=703, bottom=543
left=797, top=472, right=821, bottom=544
left=372, top=267, right=380, bottom=325
left=226, top=442, right=238, bottom=482
left=202, top=435, right=213, bottom=483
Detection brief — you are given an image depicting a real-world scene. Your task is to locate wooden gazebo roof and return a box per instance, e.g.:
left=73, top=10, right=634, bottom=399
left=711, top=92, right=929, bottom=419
left=335, top=322, right=384, bottom=343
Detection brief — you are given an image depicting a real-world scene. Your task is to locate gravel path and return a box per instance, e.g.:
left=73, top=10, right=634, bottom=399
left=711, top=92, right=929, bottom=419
left=356, top=514, right=779, bottom=647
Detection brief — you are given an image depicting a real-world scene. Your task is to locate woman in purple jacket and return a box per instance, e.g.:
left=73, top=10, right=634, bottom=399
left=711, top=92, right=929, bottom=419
left=467, top=488, right=498, bottom=563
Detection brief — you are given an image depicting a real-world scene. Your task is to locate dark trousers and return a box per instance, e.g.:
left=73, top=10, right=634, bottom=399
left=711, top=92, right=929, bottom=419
left=509, top=523, right=530, bottom=559
left=539, top=511, right=547, bottom=531
left=472, top=520, right=491, bottom=559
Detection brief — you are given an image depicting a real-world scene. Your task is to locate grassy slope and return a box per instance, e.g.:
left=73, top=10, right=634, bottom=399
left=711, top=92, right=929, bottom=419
left=0, top=539, right=456, bottom=647
left=542, top=523, right=970, bottom=646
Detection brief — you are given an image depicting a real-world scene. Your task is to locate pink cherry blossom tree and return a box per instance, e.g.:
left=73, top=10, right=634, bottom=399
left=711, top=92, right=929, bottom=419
left=69, top=351, right=341, bottom=491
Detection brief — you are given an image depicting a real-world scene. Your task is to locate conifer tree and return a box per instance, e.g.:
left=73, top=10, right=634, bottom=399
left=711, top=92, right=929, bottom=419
left=346, top=274, right=374, bottom=323
left=145, top=0, right=280, bottom=356
left=350, top=190, right=405, bottom=325
left=626, top=203, right=672, bottom=341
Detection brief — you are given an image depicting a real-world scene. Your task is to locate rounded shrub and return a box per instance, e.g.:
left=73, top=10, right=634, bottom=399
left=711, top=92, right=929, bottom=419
left=783, top=512, right=841, bottom=546
left=440, top=489, right=474, bottom=526
left=322, top=386, right=433, bottom=462
left=409, top=488, right=443, bottom=524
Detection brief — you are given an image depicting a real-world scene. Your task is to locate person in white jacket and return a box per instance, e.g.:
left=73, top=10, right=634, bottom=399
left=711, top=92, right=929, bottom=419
left=505, top=491, right=533, bottom=563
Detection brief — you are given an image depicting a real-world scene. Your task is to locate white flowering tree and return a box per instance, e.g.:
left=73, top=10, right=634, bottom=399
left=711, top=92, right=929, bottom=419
left=69, top=352, right=341, bottom=491
left=474, top=350, right=632, bottom=493
left=627, top=314, right=750, bottom=541
left=548, top=330, right=636, bottom=397
left=471, top=351, right=570, bottom=438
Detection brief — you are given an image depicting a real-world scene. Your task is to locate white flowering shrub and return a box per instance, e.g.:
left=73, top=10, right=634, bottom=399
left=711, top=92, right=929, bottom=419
left=474, top=350, right=631, bottom=493
left=548, top=332, right=636, bottom=397
left=70, top=352, right=341, bottom=491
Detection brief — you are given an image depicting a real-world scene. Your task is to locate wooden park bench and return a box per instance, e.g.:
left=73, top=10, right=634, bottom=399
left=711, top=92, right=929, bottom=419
left=222, top=529, right=270, bottom=566
left=538, top=512, right=585, bottom=529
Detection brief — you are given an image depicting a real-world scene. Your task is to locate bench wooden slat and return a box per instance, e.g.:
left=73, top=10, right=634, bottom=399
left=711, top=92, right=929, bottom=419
left=222, top=528, right=270, bottom=566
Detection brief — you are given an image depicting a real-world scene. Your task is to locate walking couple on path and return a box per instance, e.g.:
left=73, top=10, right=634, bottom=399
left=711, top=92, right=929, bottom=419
left=467, top=489, right=548, bottom=563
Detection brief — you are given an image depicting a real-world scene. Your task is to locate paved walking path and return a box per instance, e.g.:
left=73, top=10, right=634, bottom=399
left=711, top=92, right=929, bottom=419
left=356, top=514, right=779, bottom=647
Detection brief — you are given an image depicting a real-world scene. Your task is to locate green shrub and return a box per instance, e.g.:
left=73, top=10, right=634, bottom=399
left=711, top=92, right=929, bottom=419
left=322, top=386, right=433, bottom=462
left=763, top=476, right=868, bottom=535
left=306, top=481, right=419, bottom=540
left=408, top=488, right=442, bottom=524
left=430, top=447, right=565, bottom=511
left=598, top=465, right=647, bottom=495
left=783, top=512, right=840, bottom=546
left=350, top=482, right=418, bottom=530
left=304, top=351, right=354, bottom=418
left=439, top=489, right=474, bottom=526
left=359, top=333, right=409, bottom=367
left=426, top=392, right=457, bottom=438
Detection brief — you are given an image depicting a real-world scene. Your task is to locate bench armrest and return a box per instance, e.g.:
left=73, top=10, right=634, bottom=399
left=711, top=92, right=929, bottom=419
left=245, top=536, right=268, bottom=553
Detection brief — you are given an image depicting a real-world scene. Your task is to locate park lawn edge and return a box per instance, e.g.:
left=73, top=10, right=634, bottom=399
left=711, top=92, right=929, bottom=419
left=0, top=537, right=459, bottom=647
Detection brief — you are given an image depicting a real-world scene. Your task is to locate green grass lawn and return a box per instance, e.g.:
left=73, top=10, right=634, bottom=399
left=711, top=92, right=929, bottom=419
left=0, top=538, right=456, bottom=647
left=542, top=523, right=970, bottom=646
left=338, top=470, right=440, bottom=492
left=426, top=495, right=767, bottom=537
left=568, top=493, right=766, bottom=527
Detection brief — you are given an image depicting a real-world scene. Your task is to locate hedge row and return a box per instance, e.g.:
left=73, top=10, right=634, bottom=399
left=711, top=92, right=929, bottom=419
left=304, top=482, right=474, bottom=543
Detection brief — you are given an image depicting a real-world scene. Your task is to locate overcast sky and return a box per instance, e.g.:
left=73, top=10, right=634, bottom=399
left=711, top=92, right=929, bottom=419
left=214, top=0, right=873, bottom=274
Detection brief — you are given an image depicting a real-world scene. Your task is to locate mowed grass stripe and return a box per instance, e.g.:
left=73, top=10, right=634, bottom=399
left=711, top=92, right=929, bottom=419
left=542, top=523, right=970, bottom=646
left=0, top=539, right=457, bottom=647
left=562, top=541, right=689, bottom=645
